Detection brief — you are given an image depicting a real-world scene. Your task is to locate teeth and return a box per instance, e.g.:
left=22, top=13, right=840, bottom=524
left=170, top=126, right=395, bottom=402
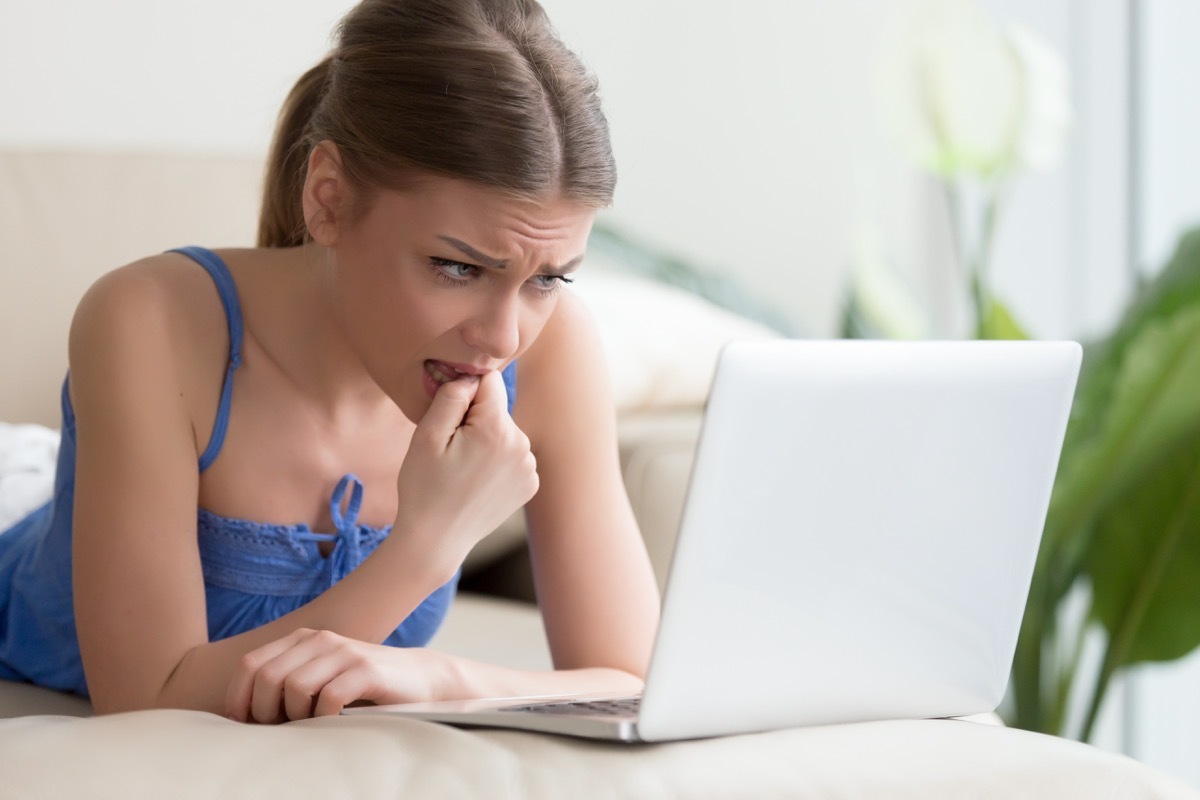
left=426, top=361, right=479, bottom=386
left=426, top=362, right=455, bottom=384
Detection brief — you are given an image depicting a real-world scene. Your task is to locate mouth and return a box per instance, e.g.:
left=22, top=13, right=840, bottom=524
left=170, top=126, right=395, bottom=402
left=425, top=360, right=466, bottom=385
left=422, top=359, right=489, bottom=398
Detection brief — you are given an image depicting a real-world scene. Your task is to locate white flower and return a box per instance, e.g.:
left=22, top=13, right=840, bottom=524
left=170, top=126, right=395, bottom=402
left=1007, top=23, right=1073, bottom=171
left=880, top=0, right=1072, bottom=179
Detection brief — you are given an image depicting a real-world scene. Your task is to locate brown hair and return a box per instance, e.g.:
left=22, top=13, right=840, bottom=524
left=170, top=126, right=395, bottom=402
left=258, top=0, right=615, bottom=248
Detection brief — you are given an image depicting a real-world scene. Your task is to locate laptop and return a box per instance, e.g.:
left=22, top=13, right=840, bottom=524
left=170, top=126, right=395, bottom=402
left=343, top=339, right=1082, bottom=742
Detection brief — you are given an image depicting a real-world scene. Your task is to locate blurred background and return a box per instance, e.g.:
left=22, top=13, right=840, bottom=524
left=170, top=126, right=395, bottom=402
left=2, top=0, right=1197, bottom=787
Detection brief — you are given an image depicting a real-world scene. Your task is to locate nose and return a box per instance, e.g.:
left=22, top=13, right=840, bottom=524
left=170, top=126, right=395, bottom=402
left=463, top=292, right=521, bottom=360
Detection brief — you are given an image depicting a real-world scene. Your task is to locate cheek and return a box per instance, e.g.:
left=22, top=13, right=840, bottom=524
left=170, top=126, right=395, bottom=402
left=331, top=263, right=423, bottom=371
left=336, top=275, right=401, bottom=349
left=338, top=258, right=437, bottom=334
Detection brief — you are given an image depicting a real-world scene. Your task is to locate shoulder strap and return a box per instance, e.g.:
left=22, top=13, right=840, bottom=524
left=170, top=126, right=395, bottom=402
left=168, top=247, right=244, bottom=472
left=502, top=361, right=517, bottom=415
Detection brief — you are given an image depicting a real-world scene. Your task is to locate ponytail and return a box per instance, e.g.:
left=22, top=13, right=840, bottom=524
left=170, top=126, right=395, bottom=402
left=258, top=0, right=615, bottom=250
left=257, top=56, right=333, bottom=248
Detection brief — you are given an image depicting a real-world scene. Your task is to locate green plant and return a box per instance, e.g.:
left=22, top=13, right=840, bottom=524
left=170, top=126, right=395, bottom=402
left=842, top=226, right=1200, bottom=741
left=849, top=1, right=1198, bottom=743
left=1010, top=227, right=1200, bottom=740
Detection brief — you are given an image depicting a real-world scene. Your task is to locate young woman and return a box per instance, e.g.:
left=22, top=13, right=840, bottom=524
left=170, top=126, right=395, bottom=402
left=0, top=0, right=660, bottom=723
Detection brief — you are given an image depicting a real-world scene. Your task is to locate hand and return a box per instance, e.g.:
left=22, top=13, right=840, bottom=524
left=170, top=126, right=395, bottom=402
left=225, top=628, right=447, bottom=723
left=395, top=369, right=539, bottom=563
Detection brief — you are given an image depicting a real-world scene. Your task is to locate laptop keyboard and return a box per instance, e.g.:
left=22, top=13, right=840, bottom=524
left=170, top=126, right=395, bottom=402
left=499, top=696, right=642, bottom=717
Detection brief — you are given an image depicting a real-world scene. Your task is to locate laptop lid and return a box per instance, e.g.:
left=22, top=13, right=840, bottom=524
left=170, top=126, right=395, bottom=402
left=634, top=339, right=1080, bottom=741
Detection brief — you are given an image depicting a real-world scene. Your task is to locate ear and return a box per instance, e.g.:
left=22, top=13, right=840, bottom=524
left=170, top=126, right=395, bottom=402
left=301, top=141, right=348, bottom=246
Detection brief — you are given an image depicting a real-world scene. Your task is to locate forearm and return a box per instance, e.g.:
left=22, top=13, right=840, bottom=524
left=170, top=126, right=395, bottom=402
left=155, top=530, right=462, bottom=714
left=436, top=652, right=646, bottom=702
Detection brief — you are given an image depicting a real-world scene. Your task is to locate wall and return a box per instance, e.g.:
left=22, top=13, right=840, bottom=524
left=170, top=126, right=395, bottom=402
left=0, top=1, right=338, bottom=152
left=543, top=0, right=927, bottom=336
left=1, top=0, right=924, bottom=335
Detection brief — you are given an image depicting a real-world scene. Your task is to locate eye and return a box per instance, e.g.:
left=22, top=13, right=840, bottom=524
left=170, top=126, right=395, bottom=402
left=429, top=257, right=479, bottom=284
left=528, top=274, right=575, bottom=296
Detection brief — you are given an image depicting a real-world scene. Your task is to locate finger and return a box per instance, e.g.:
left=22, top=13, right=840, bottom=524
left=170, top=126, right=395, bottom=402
left=246, top=630, right=341, bottom=724
left=416, top=375, right=480, bottom=443
left=281, top=650, right=354, bottom=722
left=464, top=369, right=507, bottom=423
left=226, top=628, right=313, bottom=722
left=311, top=658, right=388, bottom=718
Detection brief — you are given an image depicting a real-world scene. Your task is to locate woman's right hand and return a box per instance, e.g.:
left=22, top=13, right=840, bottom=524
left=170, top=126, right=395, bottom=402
left=394, top=369, right=538, bottom=565
left=225, top=627, right=452, bottom=723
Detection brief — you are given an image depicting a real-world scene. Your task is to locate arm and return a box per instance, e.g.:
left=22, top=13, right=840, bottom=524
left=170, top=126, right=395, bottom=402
left=514, top=289, right=661, bottom=679
left=224, top=291, right=659, bottom=721
left=353, top=290, right=660, bottom=700
left=71, top=263, right=533, bottom=716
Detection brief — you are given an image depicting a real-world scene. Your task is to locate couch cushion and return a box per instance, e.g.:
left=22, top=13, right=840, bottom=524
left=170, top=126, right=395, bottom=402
left=0, top=706, right=1192, bottom=798
left=572, top=263, right=780, bottom=413
left=0, top=150, right=262, bottom=428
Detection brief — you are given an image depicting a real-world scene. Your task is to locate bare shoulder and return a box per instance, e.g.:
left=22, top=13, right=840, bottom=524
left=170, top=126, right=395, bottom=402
left=513, top=287, right=613, bottom=443
left=517, top=286, right=605, bottom=375
left=68, top=252, right=230, bottom=451
left=71, top=252, right=226, bottom=365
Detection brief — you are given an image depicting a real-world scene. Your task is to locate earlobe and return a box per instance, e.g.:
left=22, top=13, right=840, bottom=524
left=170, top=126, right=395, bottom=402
left=301, top=141, right=345, bottom=246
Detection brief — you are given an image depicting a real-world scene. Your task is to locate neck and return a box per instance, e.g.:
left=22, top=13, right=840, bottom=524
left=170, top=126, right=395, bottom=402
left=247, top=244, right=398, bottom=427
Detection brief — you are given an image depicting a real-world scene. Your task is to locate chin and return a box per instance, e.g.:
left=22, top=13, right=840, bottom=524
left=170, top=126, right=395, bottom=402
left=393, top=391, right=431, bottom=425
left=378, top=368, right=430, bottom=424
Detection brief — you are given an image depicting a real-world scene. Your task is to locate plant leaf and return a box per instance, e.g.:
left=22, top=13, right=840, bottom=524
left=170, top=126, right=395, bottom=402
left=978, top=296, right=1030, bottom=340
left=1065, top=230, right=1200, bottom=454
left=1038, top=231, right=1200, bottom=566
left=1011, top=227, right=1200, bottom=735
left=1082, top=308, right=1200, bottom=664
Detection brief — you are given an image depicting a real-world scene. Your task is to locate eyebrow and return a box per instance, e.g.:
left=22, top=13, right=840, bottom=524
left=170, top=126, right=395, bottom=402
left=438, top=235, right=584, bottom=275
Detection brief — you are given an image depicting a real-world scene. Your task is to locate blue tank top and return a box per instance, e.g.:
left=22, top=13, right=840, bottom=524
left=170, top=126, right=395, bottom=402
left=0, top=246, right=518, bottom=697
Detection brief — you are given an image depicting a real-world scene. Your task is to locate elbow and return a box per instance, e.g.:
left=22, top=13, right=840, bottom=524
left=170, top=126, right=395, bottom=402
left=85, top=645, right=204, bottom=716
left=88, top=698, right=144, bottom=716
left=86, top=687, right=161, bottom=716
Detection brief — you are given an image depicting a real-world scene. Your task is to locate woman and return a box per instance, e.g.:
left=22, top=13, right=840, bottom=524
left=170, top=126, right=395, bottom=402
left=0, top=0, right=659, bottom=723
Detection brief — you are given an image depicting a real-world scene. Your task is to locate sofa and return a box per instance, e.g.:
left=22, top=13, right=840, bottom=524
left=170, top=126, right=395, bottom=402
left=1, top=149, right=1196, bottom=798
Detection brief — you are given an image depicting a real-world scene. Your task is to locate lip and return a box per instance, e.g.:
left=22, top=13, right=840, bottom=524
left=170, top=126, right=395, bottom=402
left=421, top=359, right=497, bottom=400
left=426, top=359, right=493, bottom=377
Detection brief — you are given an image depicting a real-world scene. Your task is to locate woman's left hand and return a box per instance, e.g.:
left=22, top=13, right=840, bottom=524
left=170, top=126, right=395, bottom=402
left=224, top=628, right=449, bottom=723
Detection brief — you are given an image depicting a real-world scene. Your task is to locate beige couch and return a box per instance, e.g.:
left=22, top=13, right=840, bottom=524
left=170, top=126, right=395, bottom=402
left=1, top=150, right=1196, bottom=798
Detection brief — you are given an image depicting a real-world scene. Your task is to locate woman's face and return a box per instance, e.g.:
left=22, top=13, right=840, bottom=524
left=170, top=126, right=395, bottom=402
left=327, top=177, right=595, bottom=422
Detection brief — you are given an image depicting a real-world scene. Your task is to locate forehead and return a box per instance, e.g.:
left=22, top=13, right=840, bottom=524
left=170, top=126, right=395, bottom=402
left=361, top=177, right=595, bottom=253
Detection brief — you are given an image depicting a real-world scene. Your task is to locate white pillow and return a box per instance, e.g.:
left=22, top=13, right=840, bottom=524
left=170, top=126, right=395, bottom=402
left=0, top=423, right=60, bottom=532
left=572, top=266, right=781, bottom=412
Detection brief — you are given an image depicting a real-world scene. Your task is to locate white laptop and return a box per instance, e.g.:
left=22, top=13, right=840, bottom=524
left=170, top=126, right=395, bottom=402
left=343, top=339, right=1082, bottom=742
